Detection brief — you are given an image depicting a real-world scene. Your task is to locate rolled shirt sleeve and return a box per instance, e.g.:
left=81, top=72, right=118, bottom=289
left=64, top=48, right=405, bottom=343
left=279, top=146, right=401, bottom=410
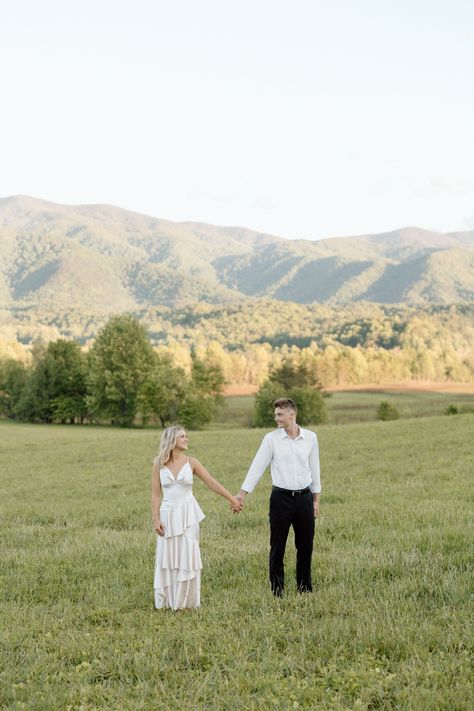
left=241, top=433, right=273, bottom=493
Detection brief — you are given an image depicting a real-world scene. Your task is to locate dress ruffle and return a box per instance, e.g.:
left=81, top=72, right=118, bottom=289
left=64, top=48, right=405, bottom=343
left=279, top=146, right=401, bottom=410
left=154, top=495, right=205, bottom=610
left=160, top=495, right=205, bottom=538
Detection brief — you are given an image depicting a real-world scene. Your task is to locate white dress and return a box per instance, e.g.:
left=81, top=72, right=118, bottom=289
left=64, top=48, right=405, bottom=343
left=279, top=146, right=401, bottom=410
left=154, top=459, right=205, bottom=610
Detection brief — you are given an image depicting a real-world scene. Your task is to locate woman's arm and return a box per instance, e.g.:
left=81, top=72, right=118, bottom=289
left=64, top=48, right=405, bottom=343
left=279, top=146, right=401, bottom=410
left=151, top=464, right=165, bottom=535
left=191, top=458, right=242, bottom=512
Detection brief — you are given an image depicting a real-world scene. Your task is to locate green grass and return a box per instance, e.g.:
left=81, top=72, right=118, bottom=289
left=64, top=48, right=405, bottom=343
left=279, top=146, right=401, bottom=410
left=219, top=390, right=474, bottom=427
left=217, top=395, right=256, bottom=428
left=0, top=417, right=473, bottom=710
left=325, top=390, right=474, bottom=424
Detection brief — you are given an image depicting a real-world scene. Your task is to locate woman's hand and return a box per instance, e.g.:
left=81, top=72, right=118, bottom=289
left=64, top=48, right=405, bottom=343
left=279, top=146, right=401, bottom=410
left=154, top=520, right=165, bottom=536
left=229, top=496, right=242, bottom=514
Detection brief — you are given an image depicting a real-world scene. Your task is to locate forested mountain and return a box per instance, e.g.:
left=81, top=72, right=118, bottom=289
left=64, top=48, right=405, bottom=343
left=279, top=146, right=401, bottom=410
left=138, top=301, right=474, bottom=351
left=1, top=195, right=474, bottom=344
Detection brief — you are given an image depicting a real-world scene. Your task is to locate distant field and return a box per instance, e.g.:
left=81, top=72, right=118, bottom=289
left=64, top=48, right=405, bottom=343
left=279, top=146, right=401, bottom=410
left=1, top=416, right=472, bottom=710
left=224, top=382, right=474, bottom=397
left=219, top=389, right=474, bottom=427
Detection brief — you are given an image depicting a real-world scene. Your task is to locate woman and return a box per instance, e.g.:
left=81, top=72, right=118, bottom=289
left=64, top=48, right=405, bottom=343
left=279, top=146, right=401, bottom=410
left=151, top=425, right=242, bottom=610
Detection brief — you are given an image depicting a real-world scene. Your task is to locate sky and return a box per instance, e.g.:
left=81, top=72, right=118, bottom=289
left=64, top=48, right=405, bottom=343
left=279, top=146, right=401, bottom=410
left=1, top=0, right=473, bottom=240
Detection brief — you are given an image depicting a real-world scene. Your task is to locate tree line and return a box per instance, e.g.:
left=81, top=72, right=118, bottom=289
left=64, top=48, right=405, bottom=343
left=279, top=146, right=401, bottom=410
left=0, top=316, right=225, bottom=429
left=154, top=337, right=474, bottom=388
left=2, top=306, right=473, bottom=428
left=3, top=302, right=473, bottom=388
left=4, top=301, right=474, bottom=355
left=0, top=315, right=330, bottom=428
left=1, top=327, right=473, bottom=428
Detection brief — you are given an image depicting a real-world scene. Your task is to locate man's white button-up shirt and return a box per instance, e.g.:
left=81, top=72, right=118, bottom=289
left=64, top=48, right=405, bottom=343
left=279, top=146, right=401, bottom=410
left=241, top=426, right=321, bottom=494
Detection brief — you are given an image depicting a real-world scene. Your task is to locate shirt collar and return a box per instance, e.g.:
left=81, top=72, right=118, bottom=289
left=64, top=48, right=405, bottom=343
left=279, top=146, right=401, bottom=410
left=279, top=425, right=304, bottom=440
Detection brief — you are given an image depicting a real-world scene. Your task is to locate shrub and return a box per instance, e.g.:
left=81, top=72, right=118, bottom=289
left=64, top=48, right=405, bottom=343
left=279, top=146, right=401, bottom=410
left=289, top=386, right=327, bottom=426
left=445, top=404, right=459, bottom=415
left=253, top=381, right=326, bottom=427
left=178, top=392, right=215, bottom=430
left=377, top=400, right=400, bottom=421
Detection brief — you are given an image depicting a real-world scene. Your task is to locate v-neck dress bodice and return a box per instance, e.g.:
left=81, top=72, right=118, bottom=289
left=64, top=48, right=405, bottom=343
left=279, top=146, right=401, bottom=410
left=154, top=459, right=205, bottom=610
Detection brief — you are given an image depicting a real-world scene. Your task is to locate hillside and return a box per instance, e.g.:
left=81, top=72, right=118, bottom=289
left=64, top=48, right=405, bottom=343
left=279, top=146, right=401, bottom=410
left=0, top=196, right=473, bottom=343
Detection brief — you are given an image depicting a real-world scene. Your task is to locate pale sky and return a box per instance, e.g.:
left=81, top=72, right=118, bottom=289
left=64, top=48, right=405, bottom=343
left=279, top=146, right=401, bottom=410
left=1, top=0, right=473, bottom=240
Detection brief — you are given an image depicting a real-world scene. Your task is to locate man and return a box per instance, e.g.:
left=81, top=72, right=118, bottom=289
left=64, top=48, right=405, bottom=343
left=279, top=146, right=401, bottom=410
left=235, top=398, right=321, bottom=596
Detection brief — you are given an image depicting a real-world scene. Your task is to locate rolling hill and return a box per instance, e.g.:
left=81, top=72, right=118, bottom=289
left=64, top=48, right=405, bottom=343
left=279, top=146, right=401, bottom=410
left=0, top=195, right=473, bottom=342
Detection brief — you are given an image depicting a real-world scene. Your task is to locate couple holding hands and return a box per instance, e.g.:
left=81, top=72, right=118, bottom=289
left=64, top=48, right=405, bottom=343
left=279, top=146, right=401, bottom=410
left=151, top=398, right=321, bottom=610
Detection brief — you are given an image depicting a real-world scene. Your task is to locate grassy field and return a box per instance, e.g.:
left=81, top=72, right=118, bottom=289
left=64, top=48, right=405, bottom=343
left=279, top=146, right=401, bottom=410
left=219, top=390, right=474, bottom=427
left=0, top=416, right=473, bottom=710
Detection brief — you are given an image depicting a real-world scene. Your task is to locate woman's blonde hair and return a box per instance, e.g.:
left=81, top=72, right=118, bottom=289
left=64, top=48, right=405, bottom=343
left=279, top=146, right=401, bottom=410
left=155, top=425, right=185, bottom=468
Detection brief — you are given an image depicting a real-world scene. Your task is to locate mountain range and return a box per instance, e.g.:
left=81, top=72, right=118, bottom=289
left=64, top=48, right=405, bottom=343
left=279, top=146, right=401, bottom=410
left=1, top=195, right=473, bottom=342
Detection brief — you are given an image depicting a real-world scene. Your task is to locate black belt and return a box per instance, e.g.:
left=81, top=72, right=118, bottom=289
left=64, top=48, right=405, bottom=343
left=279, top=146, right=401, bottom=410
left=272, top=485, right=311, bottom=496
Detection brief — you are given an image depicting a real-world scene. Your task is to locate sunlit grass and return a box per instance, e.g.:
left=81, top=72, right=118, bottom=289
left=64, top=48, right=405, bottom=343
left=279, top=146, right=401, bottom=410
left=0, top=416, right=472, bottom=710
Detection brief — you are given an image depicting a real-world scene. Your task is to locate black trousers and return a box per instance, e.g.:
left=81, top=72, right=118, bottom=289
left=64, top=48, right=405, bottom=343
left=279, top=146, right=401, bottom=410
left=269, top=488, right=315, bottom=595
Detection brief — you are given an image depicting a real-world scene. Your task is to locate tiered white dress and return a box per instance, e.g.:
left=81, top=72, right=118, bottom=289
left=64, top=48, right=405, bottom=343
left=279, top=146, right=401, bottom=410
left=154, top=459, right=205, bottom=610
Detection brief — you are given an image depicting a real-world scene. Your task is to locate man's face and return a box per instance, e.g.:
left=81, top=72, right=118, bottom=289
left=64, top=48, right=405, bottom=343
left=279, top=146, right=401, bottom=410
left=274, top=406, right=295, bottom=428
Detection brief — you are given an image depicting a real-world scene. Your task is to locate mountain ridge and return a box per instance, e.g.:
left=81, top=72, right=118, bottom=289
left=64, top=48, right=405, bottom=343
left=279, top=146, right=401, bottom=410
left=1, top=196, right=473, bottom=344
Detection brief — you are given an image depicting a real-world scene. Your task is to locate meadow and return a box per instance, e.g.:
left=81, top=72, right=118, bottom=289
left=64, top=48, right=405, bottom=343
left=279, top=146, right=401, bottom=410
left=0, top=413, right=473, bottom=710
left=219, top=389, right=474, bottom=427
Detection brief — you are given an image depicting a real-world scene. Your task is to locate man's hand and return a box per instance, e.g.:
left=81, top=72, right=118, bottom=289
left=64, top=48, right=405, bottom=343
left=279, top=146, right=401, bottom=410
left=313, top=499, right=320, bottom=519
left=229, top=496, right=242, bottom=513
left=230, top=490, right=246, bottom=512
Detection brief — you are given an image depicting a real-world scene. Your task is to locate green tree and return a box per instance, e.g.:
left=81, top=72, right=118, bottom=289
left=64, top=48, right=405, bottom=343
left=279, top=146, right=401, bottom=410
left=45, top=340, right=88, bottom=423
left=289, top=386, right=327, bottom=426
left=254, top=358, right=326, bottom=427
left=137, top=354, right=186, bottom=427
left=0, top=359, right=28, bottom=419
left=253, top=380, right=283, bottom=427
left=177, top=390, right=215, bottom=430
left=87, top=315, right=155, bottom=426
left=269, top=359, right=320, bottom=389
left=175, top=355, right=226, bottom=429
left=12, top=340, right=87, bottom=423
left=190, top=355, right=225, bottom=402
left=14, top=343, right=51, bottom=422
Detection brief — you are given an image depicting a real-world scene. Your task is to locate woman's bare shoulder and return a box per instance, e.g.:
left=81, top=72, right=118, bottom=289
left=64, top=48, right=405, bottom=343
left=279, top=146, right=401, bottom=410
left=188, top=456, right=203, bottom=471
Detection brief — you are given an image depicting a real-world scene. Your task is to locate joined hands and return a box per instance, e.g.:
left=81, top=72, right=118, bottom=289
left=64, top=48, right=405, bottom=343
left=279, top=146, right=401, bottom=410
left=230, top=495, right=243, bottom=513
left=230, top=492, right=245, bottom=514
